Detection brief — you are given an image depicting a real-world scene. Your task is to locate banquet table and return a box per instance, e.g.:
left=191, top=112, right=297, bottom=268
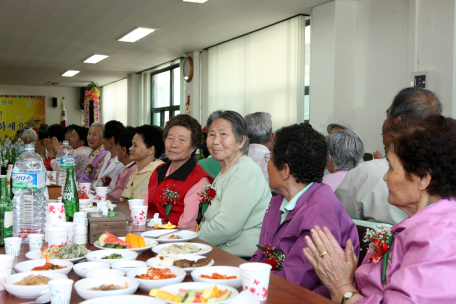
left=0, top=223, right=333, bottom=304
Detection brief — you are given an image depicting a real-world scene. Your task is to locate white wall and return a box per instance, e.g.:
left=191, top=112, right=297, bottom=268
left=310, top=0, right=454, bottom=153
left=0, top=84, right=83, bottom=126
left=101, top=78, right=128, bottom=125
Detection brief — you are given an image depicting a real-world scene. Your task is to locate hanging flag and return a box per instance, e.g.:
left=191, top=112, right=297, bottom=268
left=60, top=97, right=68, bottom=127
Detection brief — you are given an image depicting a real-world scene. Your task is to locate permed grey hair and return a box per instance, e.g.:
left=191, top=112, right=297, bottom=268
left=22, top=129, right=37, bottom=144
left=207, top=110, right=249, bottom=155
left=327, top=130, right=364, bottom=171
left=90, top=122, right=104, bottom=137
left=244, top=112, right=272, bottom=144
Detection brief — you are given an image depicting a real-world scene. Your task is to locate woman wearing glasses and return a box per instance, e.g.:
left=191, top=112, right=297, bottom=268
left=249, top=123, right=359, bottom=298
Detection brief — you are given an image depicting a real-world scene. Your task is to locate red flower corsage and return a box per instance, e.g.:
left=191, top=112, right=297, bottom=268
left=101, top=176, right=112, bottom=187
left=85, top=164, right=94, bottom=179
left=256, top=244, right=285, bottom=270
left=161, top=186, right=179, bottom=216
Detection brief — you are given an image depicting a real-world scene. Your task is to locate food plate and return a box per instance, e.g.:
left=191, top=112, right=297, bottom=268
left=126, top=266, right=186, bottom=291
left=94, top=237, right=157, bottom=253
left=140, top=230, right=199, bottom=243
left=73, top=262, right=111, bottom=278
left=79, top=295, right=166, bottom=304
left=147, top=254, right=214, bottom=273
left=3, top=272, right=68, bottom=299
left=25, top=249, right=90, bottom=263
left=15, top=259, right=73, bottom=275
left=191, top=266, right=242, bottom=288
left=156, top=282, right=239, bottom=304
left=152, top=242, right=212, bottom=255
left=85, top=249, right=138, bottom=265
left=74, top=276, right=139, bottom=300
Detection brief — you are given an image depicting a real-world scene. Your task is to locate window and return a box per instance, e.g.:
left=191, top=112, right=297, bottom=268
left=151, top=65, right=180, bottom=127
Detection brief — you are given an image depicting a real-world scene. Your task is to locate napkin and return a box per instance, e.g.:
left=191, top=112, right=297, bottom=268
left=96, top=200, right=116, bottom=216
left=147, top=213, right=163, bottom=227
left=231, top=291, right=260, bottom=304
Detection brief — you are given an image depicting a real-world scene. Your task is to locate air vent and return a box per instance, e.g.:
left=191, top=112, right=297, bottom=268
left=45, top=81, right=60, bottom=86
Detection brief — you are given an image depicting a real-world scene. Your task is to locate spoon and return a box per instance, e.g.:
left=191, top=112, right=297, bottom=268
left=144, top=226, right=192, bottom=239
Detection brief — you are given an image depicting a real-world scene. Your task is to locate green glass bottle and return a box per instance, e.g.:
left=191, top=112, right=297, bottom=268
left=0, top=177, right=13, bottom=246
left=196, top=148, right=205, bottom=160
left=62, top=168, right=79, bottom=221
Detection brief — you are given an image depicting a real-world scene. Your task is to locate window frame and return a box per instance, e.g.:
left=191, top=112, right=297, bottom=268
left=151, top=64, right=180, bottom=126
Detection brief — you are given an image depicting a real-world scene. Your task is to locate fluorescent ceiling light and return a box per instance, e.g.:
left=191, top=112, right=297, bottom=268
left=62, top=70, right=79, bottom=77
left=183, top=0, right=208, bottom=2
left=84, top=54, right=109, bottom=64
left=118, top=27, right=156, bottom=42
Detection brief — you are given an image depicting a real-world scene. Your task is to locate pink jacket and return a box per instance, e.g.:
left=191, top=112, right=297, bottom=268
left=355, top=198, right=456, bottom=303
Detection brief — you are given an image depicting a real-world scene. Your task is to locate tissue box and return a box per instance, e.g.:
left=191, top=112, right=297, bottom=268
left=88, top=211, right=127, bottom=244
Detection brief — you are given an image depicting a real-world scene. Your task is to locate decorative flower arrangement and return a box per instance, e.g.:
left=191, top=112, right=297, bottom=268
left=84, top=82, right=100, bottom=128
left=256, top=244, right=286, bottom=270
left=363, top=224, right=392, bottom=263
left=161, top=186, right=179, bottom=215
left=85, top=164, right=94, bottom=179
left=101, top=176, right=112, bottom=187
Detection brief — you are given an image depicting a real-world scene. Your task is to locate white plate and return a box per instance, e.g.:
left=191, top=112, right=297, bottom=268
left=140, top=230, right=199, bottom=243
left=152, top=243, right=212, bottom=255
left=111, top=260, right=148, bottom=274
left=85, top=249, right=138, bottom=265
left=126, top=267, right=186, bottom=291
left=73, top=262, right=111, bottom=278
left=3, top=272, right=68, bottom=299
left=74, top=276, right=139, bottom=300
left=80, top=295, right=166, bottom=304
left=15, top=259, right=73, bottom=275
left=191, top=266, right=242, bottom=288
left=147, top=254, right=214, bottom=273
left=94, top=236, right=158, bottom=253
left=25, top=249, right=90, bottom=263
left=86, top=269, right=125, bottom=278
left=157, top=282, right=239, bottom=304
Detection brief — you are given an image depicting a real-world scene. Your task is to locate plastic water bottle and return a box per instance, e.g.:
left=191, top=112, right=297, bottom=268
left=12, top=144, right=46, bottom=243
left=56, top=141, right=76, bottom=189
left=3, top=137, right=11, bottom=151
left=15, top=138, right=25, bottom=155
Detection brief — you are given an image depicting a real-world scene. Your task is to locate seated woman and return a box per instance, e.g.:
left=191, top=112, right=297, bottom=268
left=68, top=126, right=91, bottom=181
left=94, top=120, right=125, bottom=189
left=79, top=123, right=110, bottom=188
left=323, top=129, right=364, bottom=191
left=122, top=125, right=165, bottom=201
left=304, top=115, right=456, bottom=303
left=148, top=115, right=213, bottom=230
left=198, top=110, right=271, bottom=258
left=109, top=127, right=137, bottom=200
left=250, top=124, right=359, bottom=295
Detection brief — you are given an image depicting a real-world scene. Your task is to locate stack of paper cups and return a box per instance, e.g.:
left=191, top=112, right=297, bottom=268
left=53, top=222, right=75, bottom=244
left=45, top=202, right=66, bottom=242
left=73, top=212, right=88, bottom=245
left=95, top=187, right=108, bottom=202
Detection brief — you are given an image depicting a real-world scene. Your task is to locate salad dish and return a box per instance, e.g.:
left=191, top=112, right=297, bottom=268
left=150, top=283, right=238, bottom=304
left=85, top=249, right=138, bottom=265
left=26, top=244, right=90, bottom=262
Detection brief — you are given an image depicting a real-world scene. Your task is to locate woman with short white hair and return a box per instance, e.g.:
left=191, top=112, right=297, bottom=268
left=21, top=128, right=37, bottom=145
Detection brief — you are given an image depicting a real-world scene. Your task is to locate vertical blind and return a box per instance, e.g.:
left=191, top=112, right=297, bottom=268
left=101, top=78, right=128, bottom=125
left=208, top=15, right=306, bottom=130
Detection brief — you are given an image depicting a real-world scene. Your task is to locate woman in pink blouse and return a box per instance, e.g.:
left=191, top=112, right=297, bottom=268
left=303, top=115, right=456, bottom=304
left=68, top=126, right=91, bottom=181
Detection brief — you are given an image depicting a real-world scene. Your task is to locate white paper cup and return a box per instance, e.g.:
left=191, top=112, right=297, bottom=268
left=130, top=205, right=148, bottom=226
left=46, top=227, right=70, bottom=247
left=46, top=171, right=57, bottom=185
left=73, top=212, right=86, bottom=226
left=53, top=222, right=75, bottom=244
left=128, top=199, right=144, bottom=218
left=49, top=279, right=74, bottom=304
left=79, top=183, right=91, bottom=197
left=95, top=187, right=108, bottom=201
left=239, top=262, right=272, bottom=301
left=4, top=237, right=22, bottom=256
left=27, top=234, right=45, bottom=251
left=0, top=254, right=14, bottom=289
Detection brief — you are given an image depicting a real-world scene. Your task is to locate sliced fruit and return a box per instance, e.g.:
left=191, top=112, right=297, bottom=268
left=177, top=289, right=188, bottom=299
left=149, top=289, right=182, bottom=303
left=98, top=231, right=131, bottom=248
left=184, top=290, right=203, bottom=303
left=206, top=290, right=231, bottom=303
left=200, top=287, right=213, bottom=302
left=139, top=236, right=146, bottom=248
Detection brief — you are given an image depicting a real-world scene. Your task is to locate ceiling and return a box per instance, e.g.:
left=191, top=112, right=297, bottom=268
left=0, top=0, right=329, bottom=88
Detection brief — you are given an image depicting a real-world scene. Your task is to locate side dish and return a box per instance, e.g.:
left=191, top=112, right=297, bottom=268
left=135, top=268, right=176, bottom=280
left=32, top=255, right=67, bottom=271
left=13, top=275, right=52, bottom=285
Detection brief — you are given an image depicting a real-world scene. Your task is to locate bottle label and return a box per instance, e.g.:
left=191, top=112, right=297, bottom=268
left=4, top=211, right=12, bottom=228
left=60, top=157, right=76, bottom=167
left=12, top=173, right=45, bottom=189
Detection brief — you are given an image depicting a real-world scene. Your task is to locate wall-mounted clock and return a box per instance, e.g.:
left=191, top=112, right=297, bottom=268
left=183, top=56, right=194, bottom=83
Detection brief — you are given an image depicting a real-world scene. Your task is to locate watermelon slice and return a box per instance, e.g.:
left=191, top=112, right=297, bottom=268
left=98, top=231, right=131, bottom=248
left=206, top=290, right=231, bottom=303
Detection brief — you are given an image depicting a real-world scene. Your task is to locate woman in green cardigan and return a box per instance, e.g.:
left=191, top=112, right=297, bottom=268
left=198, top=110, right=271, bottom=258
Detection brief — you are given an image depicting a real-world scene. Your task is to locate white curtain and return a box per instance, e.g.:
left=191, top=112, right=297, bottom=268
left=208, top=15, right=306, bottom=130
left=101, top=78, right=128, bottom=125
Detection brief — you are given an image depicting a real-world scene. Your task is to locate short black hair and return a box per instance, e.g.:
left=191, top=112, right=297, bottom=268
left=48, top=124, right=65, bottom=142
left=272, top=124, right=327, bottom=184
left=103, top=120, right=125, bottom=144
left=135, top=125, right=164, bottom=158
left=73, top=126, right=88, bottom=146
left=118, top=127, right=136, bottom=155
left=64, top=124, right=78, bottom=134
left=37, top=131, right=49, bottom=141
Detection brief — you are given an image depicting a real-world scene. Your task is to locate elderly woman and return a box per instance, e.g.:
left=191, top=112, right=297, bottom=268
left=147, top=116, right=213, bottom=230
left=68, top=126, right=91, bottom=181
left=250, top=123, right=359, bottom=295
left=21, top=128, right=37, bottom=145
left=303, top=115, right=456, bottom=303
left=198, top=110, right=271, bottom=258
left=79, top=123, right=110, bottom=187
left=94, top=120, right=125, bottom=189
left=323, top=130, right=364, bottom=191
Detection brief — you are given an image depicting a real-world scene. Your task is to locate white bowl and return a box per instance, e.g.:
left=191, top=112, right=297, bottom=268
left=152, top=243, right=212, bottom=255
left=191, top=266, right=242, bottom=288
left=3, top=271, right=68, bottom=299
left=126, top=267, right=186, bottom=291
left=157, top=282, right=239, bottom=304
left=80, top=295, right=166, bottom=304
left=147, top=254, right=214, bottom=272
left=111, top=260, right=148, bottom=274
left=73, top=262, right=111, bottom=278
left=25, top=249, right=90, bottom=263
left=15, top=259, right=73, bottom=275
left=85, top=250, right=138, bottom=265
left=140, top=230, right=199, bottom=243
left=74, top=276, right=139, bottom=300
left=86, top=269, right=125, bottom=278
left=94, top=236, right=158, bottom=253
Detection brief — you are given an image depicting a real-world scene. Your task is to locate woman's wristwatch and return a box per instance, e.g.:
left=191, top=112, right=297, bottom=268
left=341, top=291, right=360, bottom=304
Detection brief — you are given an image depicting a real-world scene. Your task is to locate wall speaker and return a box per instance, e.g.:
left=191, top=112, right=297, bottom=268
left=52, top=97, right=57, bottom=108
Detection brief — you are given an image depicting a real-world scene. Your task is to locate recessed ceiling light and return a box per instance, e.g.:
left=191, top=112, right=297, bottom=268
left=62, top=70, right=79, bottom=77
left=84, top=54, right=109, bottom=64
left=118, top=27, right=156, bottom=43
left=183, top=0, right=208, bottom=3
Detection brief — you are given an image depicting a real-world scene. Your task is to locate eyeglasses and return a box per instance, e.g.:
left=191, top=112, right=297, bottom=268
left=264, top=153, right=273, bottom=163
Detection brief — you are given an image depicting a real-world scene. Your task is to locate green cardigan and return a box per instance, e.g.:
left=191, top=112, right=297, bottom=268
left=199, top=155, right=271, bottom=257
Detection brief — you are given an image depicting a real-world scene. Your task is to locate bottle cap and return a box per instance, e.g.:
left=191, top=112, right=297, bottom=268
left=108, top=211, right=116, bottom=217
left=63, top=140, right=69, bottom=145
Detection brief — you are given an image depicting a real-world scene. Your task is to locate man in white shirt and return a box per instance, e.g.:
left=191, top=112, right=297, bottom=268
left=244, top=112, right=274, bottom=184
left=335, top=87, right=442, bottom=225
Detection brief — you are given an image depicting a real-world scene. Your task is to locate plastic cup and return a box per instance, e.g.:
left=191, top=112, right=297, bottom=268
left=79, top=183, right=91, bottom=197
left=73, top=212, right=87, bottom=226
left=0, top=254, right=14, bottom=291
left=95, top=187, right=108, bottom=201
left=239, top=262, right=272, bottom=301
left=53, top=222, right=75, bottom=244
left=49, top=279, right=74, bottom=304
left=128, top=199, right=144, bottom=218
left=27, top=234, right=45, bottom=251
left=4, top=237, right=22, bottom=256
left=130, top=205, right=148, bottom=226
left=46, top=171, right=57, bottom=185
left=46, top=226, right=69, bottom=247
